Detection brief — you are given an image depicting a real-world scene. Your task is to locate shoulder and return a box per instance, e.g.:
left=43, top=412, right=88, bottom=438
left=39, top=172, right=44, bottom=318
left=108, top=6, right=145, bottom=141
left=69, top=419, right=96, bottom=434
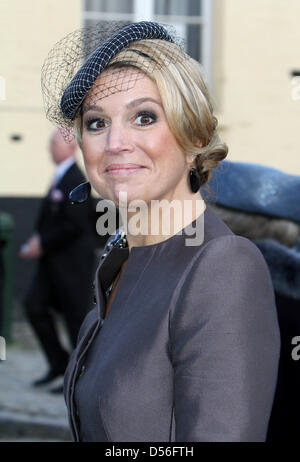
left=199, top=234, right=274, bottom=309
left=180, top=233, right=272, bottom=290
left=170, top=234, right=277, bottom=335
left=195, top=234, right=274, bottom=302
left=199, top=234, right=269, bottom=272
left=63, top=163, right=86, bottom=185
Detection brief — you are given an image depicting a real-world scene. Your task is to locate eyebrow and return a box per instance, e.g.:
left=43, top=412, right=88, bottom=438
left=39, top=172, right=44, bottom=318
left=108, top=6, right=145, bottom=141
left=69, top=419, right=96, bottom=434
left=126, top=97, right=162, bottom=109
left=82, top=97, right=162, bottom=115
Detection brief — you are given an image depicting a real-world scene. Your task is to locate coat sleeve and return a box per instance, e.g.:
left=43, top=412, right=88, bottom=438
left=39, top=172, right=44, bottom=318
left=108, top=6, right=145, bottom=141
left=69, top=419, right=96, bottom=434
left=169, top=235, right=280, bottom=442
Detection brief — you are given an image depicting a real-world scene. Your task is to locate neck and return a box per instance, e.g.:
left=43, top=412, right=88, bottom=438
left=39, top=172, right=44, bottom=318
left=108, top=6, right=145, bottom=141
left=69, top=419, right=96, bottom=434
left=118, top=193, right=206, bottom=251
left=56, top=155, right=75, bottom=166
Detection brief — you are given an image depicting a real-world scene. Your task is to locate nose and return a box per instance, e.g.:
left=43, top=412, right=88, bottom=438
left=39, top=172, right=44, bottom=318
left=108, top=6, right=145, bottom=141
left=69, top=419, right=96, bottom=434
left=104, top=122, right=133, bottom=154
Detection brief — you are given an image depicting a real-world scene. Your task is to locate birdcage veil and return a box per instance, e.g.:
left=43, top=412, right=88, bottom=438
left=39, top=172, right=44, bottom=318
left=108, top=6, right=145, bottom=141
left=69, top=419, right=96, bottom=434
left=41, top=21, right=187, bottom=141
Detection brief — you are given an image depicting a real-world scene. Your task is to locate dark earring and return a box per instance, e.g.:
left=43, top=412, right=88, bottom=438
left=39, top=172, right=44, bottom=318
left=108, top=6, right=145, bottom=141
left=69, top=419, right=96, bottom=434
left=188, top=168, right=201, bottom=193
left=69, top=181, right=91, bottom=204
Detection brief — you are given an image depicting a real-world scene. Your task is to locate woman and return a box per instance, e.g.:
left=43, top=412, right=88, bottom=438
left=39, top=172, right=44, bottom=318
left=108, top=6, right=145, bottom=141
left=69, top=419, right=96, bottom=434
left=42, top=21, right=280, bottom=442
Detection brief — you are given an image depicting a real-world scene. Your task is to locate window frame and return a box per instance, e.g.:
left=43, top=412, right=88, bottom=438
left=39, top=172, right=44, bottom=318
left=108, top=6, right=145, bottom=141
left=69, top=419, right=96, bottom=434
left=81, top=0, right=213, bottom=86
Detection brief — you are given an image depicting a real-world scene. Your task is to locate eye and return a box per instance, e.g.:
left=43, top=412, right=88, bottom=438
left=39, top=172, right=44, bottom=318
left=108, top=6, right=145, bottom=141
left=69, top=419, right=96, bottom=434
left=85, top=118, right=109, bottom=131
left=135, top=111, right=156, bottom=126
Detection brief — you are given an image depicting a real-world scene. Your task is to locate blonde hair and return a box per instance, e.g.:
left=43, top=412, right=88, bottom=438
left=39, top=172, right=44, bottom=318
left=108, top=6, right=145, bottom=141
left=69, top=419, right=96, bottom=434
left=74, top=39, right=228, bottom=187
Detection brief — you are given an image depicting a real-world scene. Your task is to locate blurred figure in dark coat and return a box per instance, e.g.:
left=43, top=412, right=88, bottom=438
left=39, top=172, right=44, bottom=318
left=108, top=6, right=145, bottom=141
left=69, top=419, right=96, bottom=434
left=20, top=130, right=96, bottom=391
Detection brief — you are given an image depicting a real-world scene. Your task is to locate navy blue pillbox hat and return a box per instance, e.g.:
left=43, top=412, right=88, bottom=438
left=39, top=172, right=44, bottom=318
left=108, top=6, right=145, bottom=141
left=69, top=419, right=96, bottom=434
left=60, top=21, right=174, bottom=121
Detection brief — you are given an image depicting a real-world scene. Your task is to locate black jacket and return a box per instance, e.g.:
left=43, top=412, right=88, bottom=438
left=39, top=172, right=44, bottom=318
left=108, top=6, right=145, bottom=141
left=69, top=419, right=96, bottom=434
left=36, top=162, right=96, bottom=309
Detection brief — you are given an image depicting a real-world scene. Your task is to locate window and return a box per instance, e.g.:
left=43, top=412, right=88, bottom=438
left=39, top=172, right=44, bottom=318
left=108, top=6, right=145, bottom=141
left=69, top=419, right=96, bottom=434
left=82, top=0, right=212, bottom=84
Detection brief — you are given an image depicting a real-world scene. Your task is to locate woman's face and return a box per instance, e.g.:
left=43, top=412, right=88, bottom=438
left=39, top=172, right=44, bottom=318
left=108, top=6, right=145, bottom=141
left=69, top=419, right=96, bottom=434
left=81, top=68, right=192, bottom=206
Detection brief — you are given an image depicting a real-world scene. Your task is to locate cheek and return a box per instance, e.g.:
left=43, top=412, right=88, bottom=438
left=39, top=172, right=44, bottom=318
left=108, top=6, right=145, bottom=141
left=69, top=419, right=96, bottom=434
left=146, top=130, right=186, bottom=173
left=81, top=137, right=103, bottom=169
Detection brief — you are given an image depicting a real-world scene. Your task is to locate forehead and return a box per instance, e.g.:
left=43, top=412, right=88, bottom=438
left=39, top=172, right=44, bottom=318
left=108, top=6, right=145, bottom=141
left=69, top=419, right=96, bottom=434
left=82, top=66, right=160, bottom=109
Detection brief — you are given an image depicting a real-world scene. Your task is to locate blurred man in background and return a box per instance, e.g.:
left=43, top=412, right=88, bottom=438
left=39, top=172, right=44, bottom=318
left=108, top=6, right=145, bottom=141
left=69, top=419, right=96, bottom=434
left=20, top=130, right=96, bottom=393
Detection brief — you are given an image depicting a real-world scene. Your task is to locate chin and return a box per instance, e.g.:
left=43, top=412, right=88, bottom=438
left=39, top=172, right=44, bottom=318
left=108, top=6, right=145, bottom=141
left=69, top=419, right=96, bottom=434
left=107, top=185, right=146, bottom=206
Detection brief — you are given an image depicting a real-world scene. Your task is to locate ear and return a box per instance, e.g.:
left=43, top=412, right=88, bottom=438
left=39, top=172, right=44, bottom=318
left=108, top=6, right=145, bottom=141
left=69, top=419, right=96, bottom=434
left=186, top=138, right=203, bottom=167
left=186, top=153, right=196, bottom=166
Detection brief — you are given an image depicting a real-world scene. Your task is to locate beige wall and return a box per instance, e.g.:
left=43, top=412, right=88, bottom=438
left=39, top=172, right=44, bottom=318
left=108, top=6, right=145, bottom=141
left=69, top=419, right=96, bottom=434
left=1, top=0, right=299, bottom=198
left=0, top=0, right=81, bottom=196
left=215, top=0, right=300, bottom=174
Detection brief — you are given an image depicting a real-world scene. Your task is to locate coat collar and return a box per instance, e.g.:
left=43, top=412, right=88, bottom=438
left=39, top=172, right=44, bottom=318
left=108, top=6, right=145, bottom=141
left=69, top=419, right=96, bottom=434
left=95, top=206, right=208, bottom=293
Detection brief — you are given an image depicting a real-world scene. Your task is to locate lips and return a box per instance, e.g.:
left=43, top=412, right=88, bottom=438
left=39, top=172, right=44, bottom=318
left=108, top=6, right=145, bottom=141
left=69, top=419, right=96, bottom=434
left=105, top=163, right=146, bottom=176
